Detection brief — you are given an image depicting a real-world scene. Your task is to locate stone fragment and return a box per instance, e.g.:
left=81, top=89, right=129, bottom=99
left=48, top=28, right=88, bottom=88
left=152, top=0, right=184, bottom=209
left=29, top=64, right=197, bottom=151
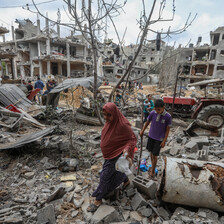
left=24, top=172, right=35, bottom=179
left=198, top=208, right=218, bottom=221
left=37, top=204, right=56, bottom=224
left=181, top=216, right=192, bottom=223
left=131, top=192, right=147, bottom=211
left=92, top=205, right=121, bottom=224
left=3, top=213, right=23, bottom=224
left=73, top=198, right=84, bottom=208
left=71, top=210, right=79, bottom=218
left=74, top=184, right=82, bottom=193
left=138, top=207, right=152, bottom=217
left=169, top=147, right=179, bottom=156
left=81, top=194, right=93, bottom=222
left=122, top=211, right=130, bottom=221
left=198, top=211, right=206, bottom=218
left=126, top=188, right=136, bottom=197
left=130, top=211, right=142, bottom=222
left=158, top=207, right=170, bottom=220
left=184, top=140, right=199, bottom=152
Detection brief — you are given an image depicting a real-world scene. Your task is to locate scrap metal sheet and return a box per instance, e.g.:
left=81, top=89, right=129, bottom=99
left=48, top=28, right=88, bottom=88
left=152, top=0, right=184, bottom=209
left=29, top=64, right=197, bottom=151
left=0, top=126, right=55, bottom=151
left=0, top=84, right=33, bottom=111
left=50, top=76, right=100, bottom=94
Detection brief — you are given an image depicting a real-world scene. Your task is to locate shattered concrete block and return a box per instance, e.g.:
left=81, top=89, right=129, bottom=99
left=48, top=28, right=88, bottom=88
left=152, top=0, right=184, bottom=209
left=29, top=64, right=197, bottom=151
left=158, top=207, right=170, bottom=221
left=191, top=136, right=209, bottom=149
left=81, top=194, right=93, bottom=222
left=126, top=187, right=136, bottom=197
left=169, top=147, right=179, bottom=156
left=24, top=171, right=35, bottom=179
left=180, top=216, right=192, bottom=223
left=71, top=210, right=79, bottom=218
left=73, top=198, right=84, bottom=208
left=214, top=150, right=224, bottom=159
left=91, top=205, right=121, bottom=224
left=138, top=206, right=152, bottom=217
left=3, top=213, right=23, bottom=224
left=130, top=211, right=142, bottom=222
left=133, top=176, right=157, bottom=199
left=37, top=204, right=56, bottom=224
left=197, top=148, right=208, bottom=161
left=186, top=153, right=198, bottom=160
left=131, top=192, right=147, bottom=211
left=184, top=140, right=199, bottom=152
left=122, top=211, right=130, bottom=221
left=198, top=208, right=219, bottom=221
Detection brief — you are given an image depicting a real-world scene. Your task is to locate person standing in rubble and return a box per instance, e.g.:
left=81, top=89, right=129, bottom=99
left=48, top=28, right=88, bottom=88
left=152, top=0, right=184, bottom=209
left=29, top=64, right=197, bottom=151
left=87, top=102, right=137, bottom=212
left=143, top=94, right=154, bottom=123
left=115, top=90, right=122, bottom=107
left=26, top=80, right=33, bottom=94
left=34, top=77, right=45, bottom=104
left=140, top=99, right=172, bottom=179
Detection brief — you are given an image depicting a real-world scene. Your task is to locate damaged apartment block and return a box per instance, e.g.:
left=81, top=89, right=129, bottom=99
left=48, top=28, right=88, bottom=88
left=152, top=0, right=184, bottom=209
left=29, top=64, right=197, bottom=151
left=178, top=27, right=224, bottom=85
left=0, top=17, right=92, bottom=79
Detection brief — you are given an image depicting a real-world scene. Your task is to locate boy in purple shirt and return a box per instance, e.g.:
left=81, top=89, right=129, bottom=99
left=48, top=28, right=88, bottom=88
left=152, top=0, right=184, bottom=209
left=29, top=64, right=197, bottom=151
left=140, top=99, right=172, bottom=178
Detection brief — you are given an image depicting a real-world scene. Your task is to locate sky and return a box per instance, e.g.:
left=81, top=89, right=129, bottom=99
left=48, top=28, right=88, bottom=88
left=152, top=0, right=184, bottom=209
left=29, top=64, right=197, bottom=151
left=0, top=0, right=224, bottom=47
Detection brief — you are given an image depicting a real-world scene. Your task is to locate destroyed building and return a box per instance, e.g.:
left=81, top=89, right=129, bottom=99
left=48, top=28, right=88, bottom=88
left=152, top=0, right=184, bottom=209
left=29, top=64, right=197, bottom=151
left=0, top=18, right=92, bottom=80
left=102, top=39, right=166, bottom=84
left=179, top=26, right=224, bottom=83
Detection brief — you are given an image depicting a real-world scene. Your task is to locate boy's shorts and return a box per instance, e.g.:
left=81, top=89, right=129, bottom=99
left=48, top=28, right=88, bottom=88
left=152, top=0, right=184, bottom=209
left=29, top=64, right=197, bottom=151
left=146, top=137, right=162, bottom=156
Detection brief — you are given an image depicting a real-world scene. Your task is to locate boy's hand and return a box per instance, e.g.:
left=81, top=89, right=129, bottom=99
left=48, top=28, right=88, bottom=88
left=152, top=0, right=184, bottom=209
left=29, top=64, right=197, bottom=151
left=160, top=140, right=166, bottom=148
left=139, top=130, right=144, bottom=138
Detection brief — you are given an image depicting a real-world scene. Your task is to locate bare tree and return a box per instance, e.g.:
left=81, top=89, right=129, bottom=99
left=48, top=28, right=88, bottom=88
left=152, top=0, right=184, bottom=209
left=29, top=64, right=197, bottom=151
left=27, top=0, right=196, bottom=113
left=108, top=0, right=197, bottom=101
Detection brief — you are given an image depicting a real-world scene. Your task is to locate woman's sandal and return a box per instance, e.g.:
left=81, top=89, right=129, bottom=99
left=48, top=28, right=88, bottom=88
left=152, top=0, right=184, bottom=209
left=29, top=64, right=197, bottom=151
left=87, top=203, right=101, bottom=212
left=122, top=179, right=130, bottom=190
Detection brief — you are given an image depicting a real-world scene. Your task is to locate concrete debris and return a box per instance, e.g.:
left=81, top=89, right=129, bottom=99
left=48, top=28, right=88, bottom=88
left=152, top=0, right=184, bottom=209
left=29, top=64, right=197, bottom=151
left=37, top=205, right=56, bottom=224
left=133, top=176, right=157, bottom=199
left=91, top=205, right=121, bottom=224
left=1, top=80, right=224, bottom=224
left=131, top=192, right=147, bottom=211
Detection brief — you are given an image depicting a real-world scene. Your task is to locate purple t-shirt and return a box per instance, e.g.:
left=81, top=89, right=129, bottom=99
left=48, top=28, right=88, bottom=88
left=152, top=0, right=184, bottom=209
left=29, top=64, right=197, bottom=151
left=147, top=110, right=172, bottom=141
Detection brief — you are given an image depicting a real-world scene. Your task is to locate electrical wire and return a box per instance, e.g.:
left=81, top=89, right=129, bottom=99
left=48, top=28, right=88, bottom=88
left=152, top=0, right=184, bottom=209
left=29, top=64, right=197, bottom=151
left=0, top=0, right=57, bottom=9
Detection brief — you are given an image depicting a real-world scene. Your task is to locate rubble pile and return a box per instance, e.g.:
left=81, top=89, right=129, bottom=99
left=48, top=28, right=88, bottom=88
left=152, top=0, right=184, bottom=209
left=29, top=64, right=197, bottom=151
left=0, top=82, right=224, bottom=224
left=1, top=114, right=224, bottom=224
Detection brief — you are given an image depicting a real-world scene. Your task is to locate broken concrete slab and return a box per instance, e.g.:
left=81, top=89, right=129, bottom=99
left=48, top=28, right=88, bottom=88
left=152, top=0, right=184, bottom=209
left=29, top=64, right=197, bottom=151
left=131, top=192, right=147, bottom=211
left=130, top=211, right=142, bottom=222
left=138, top=206, right=152, bottom=217
left=91, top=205, right=121, bottom=224
left=133, top=176, right=157, bottom=199
left=169, top=147, right=179, bottom=156
left=158, top=207, right=170, bottom=220
left=37, top=204, right=56, bottom=224
left=184, top=140, right=199, bottom=152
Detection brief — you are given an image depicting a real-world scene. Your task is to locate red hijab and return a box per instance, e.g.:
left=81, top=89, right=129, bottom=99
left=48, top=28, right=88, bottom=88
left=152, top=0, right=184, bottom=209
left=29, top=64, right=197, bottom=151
left=100, top=102, right=137, bottom=160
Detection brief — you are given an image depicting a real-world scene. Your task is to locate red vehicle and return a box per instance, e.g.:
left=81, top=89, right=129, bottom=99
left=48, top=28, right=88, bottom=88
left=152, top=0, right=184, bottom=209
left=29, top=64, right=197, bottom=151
left=163, top=79, right=224, bottom=128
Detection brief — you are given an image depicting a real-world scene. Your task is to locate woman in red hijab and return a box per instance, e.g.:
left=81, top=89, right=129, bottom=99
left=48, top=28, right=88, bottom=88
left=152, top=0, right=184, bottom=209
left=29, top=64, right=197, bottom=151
left=87, top=102, right=137, bottom=212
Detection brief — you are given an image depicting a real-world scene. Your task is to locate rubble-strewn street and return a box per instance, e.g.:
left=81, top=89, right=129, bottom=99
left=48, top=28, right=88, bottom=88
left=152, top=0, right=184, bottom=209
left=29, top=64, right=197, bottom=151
left=1, top=97, right=224, bottom=224
left=1, top=1, right=224, bottom=223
